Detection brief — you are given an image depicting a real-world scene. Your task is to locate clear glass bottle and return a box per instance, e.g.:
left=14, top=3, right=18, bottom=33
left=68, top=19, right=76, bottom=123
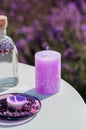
left=0, top=15, right=18, bottom=88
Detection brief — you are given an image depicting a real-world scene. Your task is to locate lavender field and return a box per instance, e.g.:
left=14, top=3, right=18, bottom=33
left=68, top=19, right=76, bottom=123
left=0, top=0, right=86, bottom=102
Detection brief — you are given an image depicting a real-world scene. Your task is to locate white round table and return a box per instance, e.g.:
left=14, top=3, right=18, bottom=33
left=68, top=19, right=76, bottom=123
left=0, top=63, right=86, bottom=130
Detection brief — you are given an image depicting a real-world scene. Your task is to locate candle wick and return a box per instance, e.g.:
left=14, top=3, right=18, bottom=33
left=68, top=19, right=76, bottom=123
left=42, top=46, right=50, bottom=57
left=46, top=46, right=49, bottom=50
left=14, top=96, right=17, bottom=102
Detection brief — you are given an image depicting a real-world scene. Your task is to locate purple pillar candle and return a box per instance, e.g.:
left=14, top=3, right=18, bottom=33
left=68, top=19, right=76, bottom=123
left=35, top=50, right=61, bottom=95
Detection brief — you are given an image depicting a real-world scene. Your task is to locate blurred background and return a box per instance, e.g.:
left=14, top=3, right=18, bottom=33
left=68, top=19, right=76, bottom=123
left=0, top=0, right=86, bottom=103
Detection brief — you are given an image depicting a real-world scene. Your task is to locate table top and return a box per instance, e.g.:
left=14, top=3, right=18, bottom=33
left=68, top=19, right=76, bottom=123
left=0, top=63, right=86, bottom=130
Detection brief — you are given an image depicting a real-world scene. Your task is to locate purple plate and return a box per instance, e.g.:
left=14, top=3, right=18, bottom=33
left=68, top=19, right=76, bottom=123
left=0, top=93, right=41, bottom=122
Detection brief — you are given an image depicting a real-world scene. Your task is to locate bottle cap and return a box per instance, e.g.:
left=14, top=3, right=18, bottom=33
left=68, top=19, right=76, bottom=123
left=0, top=15, right=8, bottom=27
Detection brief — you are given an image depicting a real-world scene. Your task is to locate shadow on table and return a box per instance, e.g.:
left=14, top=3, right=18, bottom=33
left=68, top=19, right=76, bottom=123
left=25, top=88, right=53, bottom=101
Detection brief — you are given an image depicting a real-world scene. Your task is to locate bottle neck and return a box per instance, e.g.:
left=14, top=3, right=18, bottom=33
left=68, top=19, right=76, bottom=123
left=0, top=27, right=6, bottom=40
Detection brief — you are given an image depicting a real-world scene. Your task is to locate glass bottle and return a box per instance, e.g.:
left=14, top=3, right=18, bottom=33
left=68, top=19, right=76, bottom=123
left=0, top=15, right=18, bottom=88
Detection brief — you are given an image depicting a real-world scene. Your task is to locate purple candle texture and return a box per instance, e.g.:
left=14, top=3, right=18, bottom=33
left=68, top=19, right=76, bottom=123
left=7, top=95, right=28, bottom=110
left=35, top=50, right=61, bottom=95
